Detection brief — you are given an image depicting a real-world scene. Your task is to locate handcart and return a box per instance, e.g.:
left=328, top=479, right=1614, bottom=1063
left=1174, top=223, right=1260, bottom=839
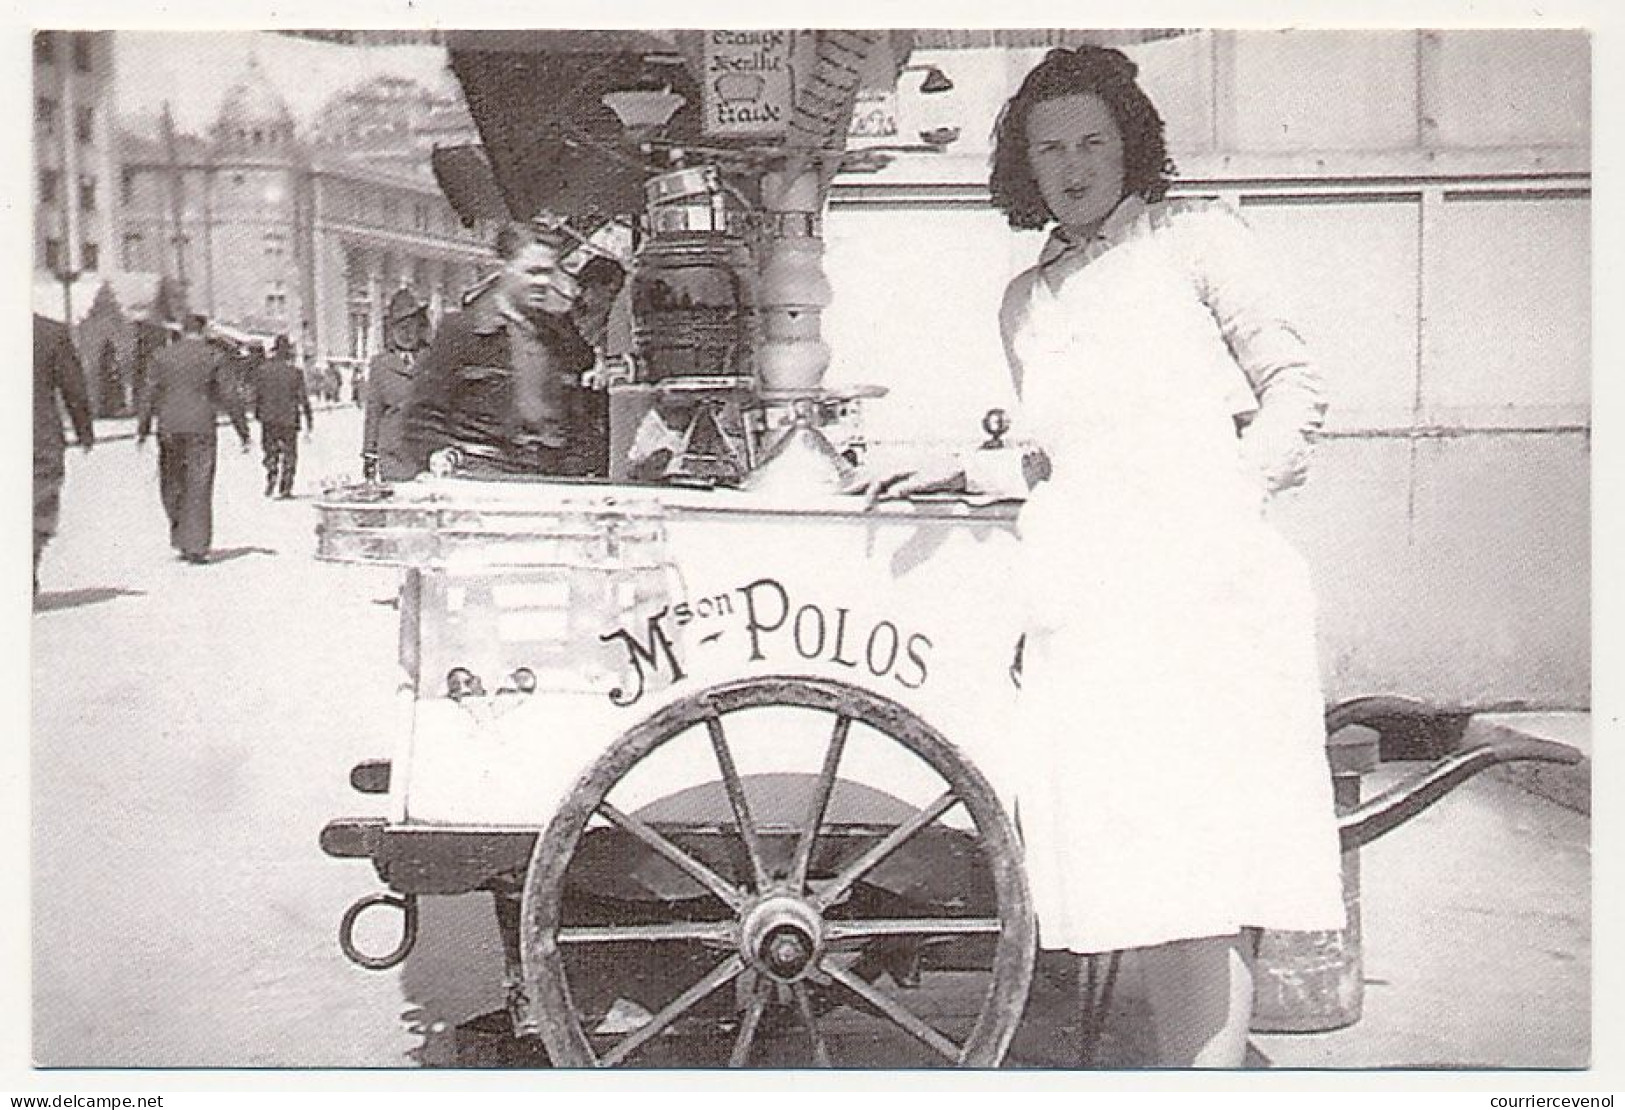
left=318, top=28, right=1580, bottom=1068
left=316, top=478, right=1580, bottom=1068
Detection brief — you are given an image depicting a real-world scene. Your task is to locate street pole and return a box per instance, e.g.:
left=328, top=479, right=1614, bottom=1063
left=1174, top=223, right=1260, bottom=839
left=59, top=268, right=77, bottom=332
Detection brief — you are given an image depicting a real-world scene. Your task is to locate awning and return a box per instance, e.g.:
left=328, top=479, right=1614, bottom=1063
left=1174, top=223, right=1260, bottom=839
left=442, top=29, right=1198, bottom=225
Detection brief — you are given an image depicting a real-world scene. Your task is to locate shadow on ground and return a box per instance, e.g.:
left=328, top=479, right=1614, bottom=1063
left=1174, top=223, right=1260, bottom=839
left=34, top=587, right=147, bottom=613
left=205, top=546, right=279, bottom=564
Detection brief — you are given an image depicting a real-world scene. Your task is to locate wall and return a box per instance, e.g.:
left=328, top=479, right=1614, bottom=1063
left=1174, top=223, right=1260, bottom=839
left=821, top=29, right=1590, bottom=709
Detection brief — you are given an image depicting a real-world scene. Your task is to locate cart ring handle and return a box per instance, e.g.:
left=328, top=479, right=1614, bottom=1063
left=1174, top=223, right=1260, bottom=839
left=339, top=892, right=419, bottom=971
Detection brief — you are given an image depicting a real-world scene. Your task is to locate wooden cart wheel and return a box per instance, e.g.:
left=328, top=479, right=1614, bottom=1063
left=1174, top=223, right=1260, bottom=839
left=519, top=675, right=1034, bottom=1068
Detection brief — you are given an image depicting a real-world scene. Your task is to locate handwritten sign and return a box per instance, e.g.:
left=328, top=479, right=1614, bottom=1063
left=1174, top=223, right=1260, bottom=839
left=702, top=30, right=794, bottom=137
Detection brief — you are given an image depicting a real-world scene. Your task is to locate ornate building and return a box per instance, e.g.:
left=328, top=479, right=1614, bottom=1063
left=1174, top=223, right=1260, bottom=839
left=118, top=59, right=492, bottom=366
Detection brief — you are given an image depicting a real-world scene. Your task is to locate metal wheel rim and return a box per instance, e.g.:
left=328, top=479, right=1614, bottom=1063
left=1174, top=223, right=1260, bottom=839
left=519, top=674, right=1035, bottom=1068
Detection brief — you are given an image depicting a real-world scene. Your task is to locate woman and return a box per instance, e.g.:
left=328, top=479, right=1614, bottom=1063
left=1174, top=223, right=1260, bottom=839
left=862, top=46, right=1346, bottom=1066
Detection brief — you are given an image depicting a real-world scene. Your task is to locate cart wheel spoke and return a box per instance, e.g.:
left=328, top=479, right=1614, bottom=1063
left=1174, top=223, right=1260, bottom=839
left=599, top=954, right=746, bottom=1068
left=813, top=790, right=960, bottom=910
left=598, top=801, right=744, bottom=911
left=822, top=956, right=961, bottom=1064
left=824, top=917, right=1001, bottom=942
left=559, top=921, right=735, bottom=945
left=704, top=712, right=772, bottom=892
left=728, top=972, right=770, bottom=1068
left=789, top=715, right=851, bottom=892
left=794, top=980, right=833, bottom=1067
left=525, top=677, right=1034, bottom=1069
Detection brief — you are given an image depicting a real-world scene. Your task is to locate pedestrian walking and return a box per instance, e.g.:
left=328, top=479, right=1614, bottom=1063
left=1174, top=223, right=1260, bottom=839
left=362, top=287, right=431, bottom=482
left=254, top=334, right=314, bottom=499
left=33, top=313, right=95, bottom=596
left=136, top=314, right=251, bottom=564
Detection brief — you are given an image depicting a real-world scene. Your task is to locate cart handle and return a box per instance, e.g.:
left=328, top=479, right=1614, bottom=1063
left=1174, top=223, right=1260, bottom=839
left=339, top=892, right=419, bottom=971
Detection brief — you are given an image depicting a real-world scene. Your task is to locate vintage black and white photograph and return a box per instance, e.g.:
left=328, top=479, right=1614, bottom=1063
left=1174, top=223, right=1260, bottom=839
left=19, top=9, right=1597, bottom=1081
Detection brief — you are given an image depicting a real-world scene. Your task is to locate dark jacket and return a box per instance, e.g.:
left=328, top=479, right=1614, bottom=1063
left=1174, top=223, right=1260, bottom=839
left=403, top=289, right=594, bottom=475
left=254, top=357, right=314, bottom=429
left=363, top=350, right=420, bottom=481
left=137, top=335, right=250, bottom=442
left=33, top=314, right=94, bottom=464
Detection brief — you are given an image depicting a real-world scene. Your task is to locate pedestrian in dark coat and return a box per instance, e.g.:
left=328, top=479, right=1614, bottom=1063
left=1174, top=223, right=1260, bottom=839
left=362, top=287, right=431, bottom=481
left=404, top=222, right=595, bottom=477
left=136, top=315, right=251, bottom=563
left=254, top=334, right=314, bottom=498
left=33, top=313, right=95, bottom=595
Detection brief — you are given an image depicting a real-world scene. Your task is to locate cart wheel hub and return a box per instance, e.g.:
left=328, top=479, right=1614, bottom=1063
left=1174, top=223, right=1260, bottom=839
left=741, top=895, right=823, bottom=983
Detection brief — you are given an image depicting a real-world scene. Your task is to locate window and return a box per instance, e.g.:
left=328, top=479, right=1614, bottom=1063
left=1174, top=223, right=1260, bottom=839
left=39, top=169, right=58, bottom=203
left=36, top=96, right=57, bottom=133
left=122, top=231, right=143, bottom=270
left=266, top=283, right=288, bottom=316
left=264, top=230, right=287, bottom=258
left=414, top=202, right=429, bottom=232
left=34, top=32, right=54, bottom=65
left=44, top=238, right=63, bottom=272
left=120, top=167, right=135, bottom=205
left=76, top=106, right=93, bottom=143
left=81, top=241, right=99, bottom=270
left=78, top=176, right=96, bottom=211
left=72, top=34, right=91, bottom=73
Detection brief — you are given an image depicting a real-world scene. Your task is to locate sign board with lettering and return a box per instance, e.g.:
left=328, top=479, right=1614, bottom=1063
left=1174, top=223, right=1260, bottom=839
left=389, top=488, right=1025, bottom=825
left=702, top=30, right=796, bottom=137
left=848, top=89, right=900, bottom=139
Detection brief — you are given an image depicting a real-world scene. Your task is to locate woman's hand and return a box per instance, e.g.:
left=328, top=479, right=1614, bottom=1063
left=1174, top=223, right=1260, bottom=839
left=845, top=455, right=969, bottom=509
left=1239, top=422, right=1313, bottom=495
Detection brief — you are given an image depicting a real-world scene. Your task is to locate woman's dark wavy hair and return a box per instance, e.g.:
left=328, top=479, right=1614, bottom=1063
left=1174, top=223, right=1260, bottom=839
left=990, top=46, right=1177, bottom=231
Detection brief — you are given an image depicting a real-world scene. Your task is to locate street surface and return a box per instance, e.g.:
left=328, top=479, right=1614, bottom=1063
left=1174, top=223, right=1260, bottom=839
left=28, top=408, right=1589, bottom=1069
left=30, top=406, right=488, bottom=1067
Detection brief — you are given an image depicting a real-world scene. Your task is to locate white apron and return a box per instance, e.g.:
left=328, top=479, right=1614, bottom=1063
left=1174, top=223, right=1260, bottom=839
left=1006, top=203, right=1346, bottom=954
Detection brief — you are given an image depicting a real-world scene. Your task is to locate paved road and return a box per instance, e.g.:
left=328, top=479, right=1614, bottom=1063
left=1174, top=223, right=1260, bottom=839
left=26, top=407, right=1590, bottom=1070
left=30, top=407, right=511, bottom=1067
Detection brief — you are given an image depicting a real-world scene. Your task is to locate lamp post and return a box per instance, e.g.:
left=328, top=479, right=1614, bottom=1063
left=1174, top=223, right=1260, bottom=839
left=56, top=265, right=79, bottom=342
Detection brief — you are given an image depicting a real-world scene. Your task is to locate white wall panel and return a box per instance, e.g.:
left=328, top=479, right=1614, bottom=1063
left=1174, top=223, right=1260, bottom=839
left=822, top=206, right=1041, bottom=445
left=1421, top=194, right=1590, bottom=426
left=1226, top=31, right=1418, bottom=152
left=1242, top=196, right=1421, bottom=431
left=1426, top=30, right=1590, bottom=149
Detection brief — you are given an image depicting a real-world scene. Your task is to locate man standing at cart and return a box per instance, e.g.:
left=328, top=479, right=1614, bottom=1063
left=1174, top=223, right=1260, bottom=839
left=254, top=334, right=314, bottom=499
left=137, top=313, right=251, bottom=564
left=404, top=221, right=597, bottom=478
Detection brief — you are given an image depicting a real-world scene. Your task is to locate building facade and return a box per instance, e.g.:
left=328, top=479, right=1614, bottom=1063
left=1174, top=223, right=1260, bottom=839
left=34, top=31, right=119, bottom=288
left=118, top=61, right=493, bottom=366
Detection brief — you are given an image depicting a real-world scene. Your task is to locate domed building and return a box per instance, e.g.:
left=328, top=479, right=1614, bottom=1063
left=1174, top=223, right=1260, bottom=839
left=117, top=55, right=493, bottom=369
left=212, top=56, right=298, bottom=152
